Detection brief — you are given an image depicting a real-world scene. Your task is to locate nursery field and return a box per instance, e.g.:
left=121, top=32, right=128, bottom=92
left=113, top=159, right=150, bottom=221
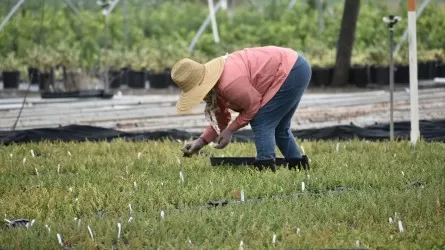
left=1, top=139, right=444, bottom=249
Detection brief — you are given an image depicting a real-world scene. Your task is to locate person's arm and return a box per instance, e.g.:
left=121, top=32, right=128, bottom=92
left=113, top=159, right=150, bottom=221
left=199, top=95, right=232, bottom=144
left=223, top=76, right=262, bottom=133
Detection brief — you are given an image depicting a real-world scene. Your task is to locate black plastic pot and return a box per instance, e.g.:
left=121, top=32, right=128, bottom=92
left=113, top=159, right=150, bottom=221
left=311, top=67, right=333, bottom=86
left=349, top=66, right=369, bottom=87
left=394, top=64, right=409, bottom=84
left=210, top=157, right=287, bottom=167
left=109, top=70, right=122, bottom=89
left=28, top=67, right=40, bottom=84
left=150, top=72, right=169, bottom=89
left=39, top=71, right=55, bottom=91
left=436, top=63, right=445, bottom=78
left=128, top=70, right=146, bottom=88
left=418, top=61, right=433, bottom=80
left=371, top=66, right=389, bottom=85
left=2, top=71, right=20, bottom=89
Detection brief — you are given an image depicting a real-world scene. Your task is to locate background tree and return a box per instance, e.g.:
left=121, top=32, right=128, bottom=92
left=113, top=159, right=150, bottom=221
left=332, top=0, right=361, bottom=86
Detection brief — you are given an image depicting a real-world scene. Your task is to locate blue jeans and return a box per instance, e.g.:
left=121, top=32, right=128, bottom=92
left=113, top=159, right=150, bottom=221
left=249, top=55, right=311, bottom=161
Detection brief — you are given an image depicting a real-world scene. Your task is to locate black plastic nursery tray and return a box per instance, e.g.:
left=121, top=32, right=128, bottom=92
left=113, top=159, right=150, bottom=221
left=210, top=157, right=287, bottom=166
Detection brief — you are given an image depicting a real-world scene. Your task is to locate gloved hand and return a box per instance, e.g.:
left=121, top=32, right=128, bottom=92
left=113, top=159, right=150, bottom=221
left=183, top=138, right=205, bottom=157
left=214, top=129, right=233, bottom=149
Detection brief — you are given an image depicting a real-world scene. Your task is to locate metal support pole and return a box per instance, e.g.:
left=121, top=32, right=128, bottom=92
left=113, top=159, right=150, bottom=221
left=208, top=0, right=220, bottom=44
left=0, top=0, right=26, bottom=33
left=316, top=0, right=324, bottom=32
left=188, top=0, right=222, bottom=52
left=61, top=0, right=81, bottom=17
left=287, top=0, right=297, bottom=9
left=122, top=0, right=129, bottom=48
left=394, top=0, right=431, bottom=56
left=383, top=15, right=401, bottom=141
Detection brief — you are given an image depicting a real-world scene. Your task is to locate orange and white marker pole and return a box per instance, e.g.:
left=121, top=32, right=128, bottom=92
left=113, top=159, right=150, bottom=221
left=408, top=0, right=420, bottom=145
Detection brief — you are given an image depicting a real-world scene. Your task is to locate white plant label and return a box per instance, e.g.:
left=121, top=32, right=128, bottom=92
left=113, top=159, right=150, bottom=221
left=117, top=222, right=122, bottom=240
left=134, top=181, right=137, bottom=190
left=401, top=171, right=405, bottom=176
left=68, top=151, right=72, bottom=156
left=75, top=197, right=78, bottom=204
left=301, top=146, right=305, bottom=154
left=161, top=210, right=165, bottom=219
left=240, top=189, right=245, bottom=202
left=336, top=143, right=340, bottom=152
left=398, top=220, right=404, bottom=233
left=296, top=228, right=301, bottom=235
left=9, top=153, right=13, bottom=158
left=389, top=217, right=394, bottom=224
left=23, top=157, right=26, bottom=165
left=138, top=152, right=141, bottom=159
left=179, top=171, right=184, bottom=183
left=35, top=168, right=39, bottom=177
left=128, top=216, right=134, bottom=223
left=77, top=219, right=81, bottom=228
left=239, top=240, right=244, bottom=250
left=45, top=224, right=50, bottom=232
left=31, top=150, right=35, bottom=157
left=128, top=204, right=133, bottom=213
left=272, top=234, right=276, bottom=245
left=57, top=164, right=61, bottom=175
left=57, top=233, right=63, bottom=246
left=356, top=240, right=360, bottom=248
left=88, top=225, right=94, bottom=241
left=301, top=182, right=305, bottom=191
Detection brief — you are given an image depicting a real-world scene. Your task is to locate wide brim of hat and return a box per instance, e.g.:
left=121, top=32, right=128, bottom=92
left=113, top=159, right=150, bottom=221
left=176, top=56, right=225, bottom=114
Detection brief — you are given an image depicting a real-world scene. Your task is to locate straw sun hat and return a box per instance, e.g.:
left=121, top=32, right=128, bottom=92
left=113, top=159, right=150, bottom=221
left=171, top=56, right=225, bottom=114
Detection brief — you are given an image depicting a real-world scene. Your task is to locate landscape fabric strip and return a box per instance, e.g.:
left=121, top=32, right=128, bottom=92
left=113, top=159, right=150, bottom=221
left=1, top=119, right=445, bottom=145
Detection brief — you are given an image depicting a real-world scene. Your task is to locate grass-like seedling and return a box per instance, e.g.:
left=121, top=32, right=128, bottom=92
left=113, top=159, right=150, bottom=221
left=0, top=139, right=444, bottom=249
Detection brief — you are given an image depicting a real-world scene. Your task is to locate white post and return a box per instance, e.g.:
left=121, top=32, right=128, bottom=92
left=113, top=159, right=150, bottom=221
left=208, top=0, right=220, bottom=44
left=408, top=0, right=420, bottom=145
left=188, top=0, right=222, bottom=52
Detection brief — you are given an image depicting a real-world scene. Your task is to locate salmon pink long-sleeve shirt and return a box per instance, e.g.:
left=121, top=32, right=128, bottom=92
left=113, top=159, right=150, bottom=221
left=200, top=46, right=298, bottom=144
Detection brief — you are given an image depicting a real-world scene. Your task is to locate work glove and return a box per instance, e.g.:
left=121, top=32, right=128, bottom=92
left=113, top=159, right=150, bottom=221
left=183, top=138, right=205, bottom=157
left=214, top=129, right=233, bottom=149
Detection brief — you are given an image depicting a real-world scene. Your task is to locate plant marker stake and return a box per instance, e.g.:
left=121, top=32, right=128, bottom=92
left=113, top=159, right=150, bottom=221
left=161, top=210, right=165, bottom=219
left=401, top=171, right=405, bottom=176
left=180, top=170, right=184, bottom=184
left=9, top=153, right=13, bottom=158
left=128, top=216, right=133, bottom=223
left=128, top=204, right=133, bottom=213
left=133, top=181, right=137, bottom=190
left=137, top=152, right=141, bottom=159
left=336, top=143, right=340, bottom=152
left=240, top=189, right=245, bottom=202
left=239, top=240, right=244, bottom=250
left=75, top=197, right=78, bottom=204
left=117, top=222, right=121, bottom=240
left=272, top=234, right=276, bottom=245
left=301, top=145, right=305, bottom=154
left=88, top=225, right=94, bottom=241
left=389, top=216, right=394, bottom=224
left=35, top=168, right=39, bottom=177
left=126, top=166, right=129, bottom=175
left=356, top=240, right=360, bottom=248
left=57, top=164, right=61, bottom=175
left=57, top=233, right=63, bottom=246
left=45, top=224, right=50, bottom=232
left=296, top=228, right=301, bottom=236
left=68, top=151, right=72, bottom=156
left=398, top=220, right=404, bottom=233
left=301, top=182, right=305, bottom=191
left=31, top=149, right=35, bottom=157
left=23, top=157, right=26, bottom=165
left=77, top=219, right=81, bottom=228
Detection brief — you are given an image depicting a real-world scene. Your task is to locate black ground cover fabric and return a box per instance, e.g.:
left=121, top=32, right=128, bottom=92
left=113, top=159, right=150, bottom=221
left=1, top=120, right=444, bottom=145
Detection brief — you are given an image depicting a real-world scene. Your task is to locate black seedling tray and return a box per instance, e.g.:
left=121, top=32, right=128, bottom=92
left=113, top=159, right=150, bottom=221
left=210, top=157, right=287, bottom=166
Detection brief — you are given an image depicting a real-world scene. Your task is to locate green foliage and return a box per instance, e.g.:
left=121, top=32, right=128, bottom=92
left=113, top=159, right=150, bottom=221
left=0, top=1, right=444, bottom=71
left=0, top=52, right=24, bottom=72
